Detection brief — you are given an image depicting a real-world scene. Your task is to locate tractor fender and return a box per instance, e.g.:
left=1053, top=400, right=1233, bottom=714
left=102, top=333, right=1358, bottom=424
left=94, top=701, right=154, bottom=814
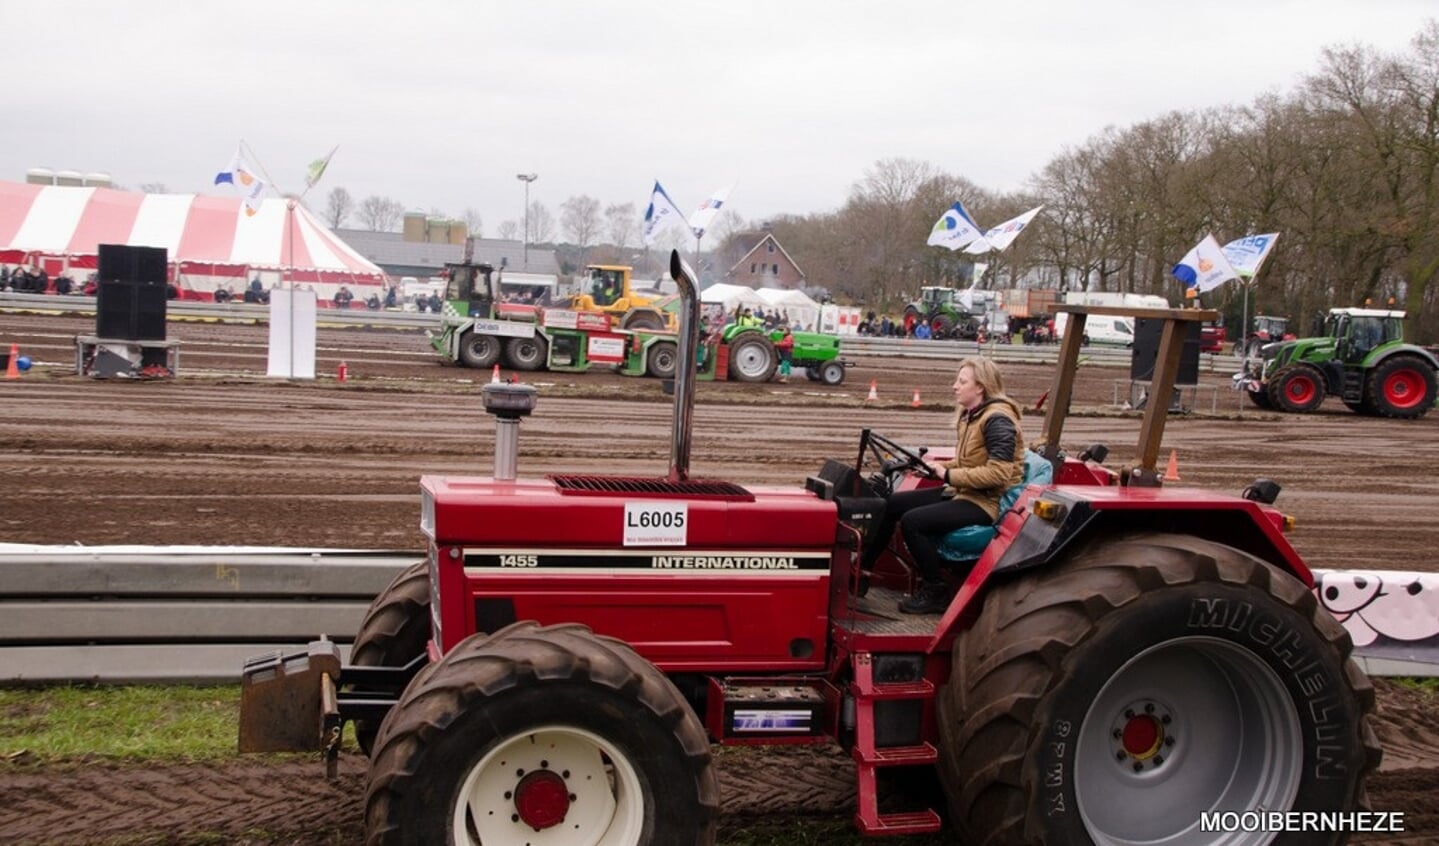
left=932, top=490, right=1312, bottom=646
left=1371, top=344, right=1439, bottom=372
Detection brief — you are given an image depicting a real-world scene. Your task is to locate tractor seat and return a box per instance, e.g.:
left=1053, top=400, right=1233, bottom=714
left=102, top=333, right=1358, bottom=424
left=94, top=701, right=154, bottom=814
left=938, top=450, right=1054, bottom=562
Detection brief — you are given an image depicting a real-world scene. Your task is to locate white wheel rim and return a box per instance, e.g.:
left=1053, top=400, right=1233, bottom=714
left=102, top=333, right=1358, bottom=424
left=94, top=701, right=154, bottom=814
left=1074, top=636, right=1302, bottom=846
left=453, top=725, right=645, bottom=846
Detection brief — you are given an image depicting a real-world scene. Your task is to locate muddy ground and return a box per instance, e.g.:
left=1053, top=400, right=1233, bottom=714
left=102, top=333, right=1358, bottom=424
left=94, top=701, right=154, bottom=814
left=1, top=311, right=1438, bottom=844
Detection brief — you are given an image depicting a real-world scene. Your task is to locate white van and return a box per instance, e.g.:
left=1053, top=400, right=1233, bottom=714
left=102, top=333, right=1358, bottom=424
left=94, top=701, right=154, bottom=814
left=1053, top=313, right=1135, bottom=347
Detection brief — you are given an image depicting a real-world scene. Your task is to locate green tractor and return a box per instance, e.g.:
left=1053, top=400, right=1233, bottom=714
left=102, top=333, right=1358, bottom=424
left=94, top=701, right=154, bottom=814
left=1235, top=307, right=1438, bottom=418
left=712, top=324, right=846, bottom=385
left=902, top=286, right=977, bottom=339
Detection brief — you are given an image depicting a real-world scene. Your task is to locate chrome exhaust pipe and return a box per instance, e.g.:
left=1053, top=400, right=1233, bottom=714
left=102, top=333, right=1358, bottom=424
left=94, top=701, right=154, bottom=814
left=668, top=250, right=700, bottom=482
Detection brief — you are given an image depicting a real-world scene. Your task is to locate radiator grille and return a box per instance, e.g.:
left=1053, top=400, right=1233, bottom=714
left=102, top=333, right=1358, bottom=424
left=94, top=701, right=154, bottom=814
left=549, top=475, right=754, bottom=500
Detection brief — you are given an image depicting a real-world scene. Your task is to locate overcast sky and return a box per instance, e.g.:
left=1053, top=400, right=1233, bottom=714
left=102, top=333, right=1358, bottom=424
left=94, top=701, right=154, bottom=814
left=5, top=1, right=1434, bottom=236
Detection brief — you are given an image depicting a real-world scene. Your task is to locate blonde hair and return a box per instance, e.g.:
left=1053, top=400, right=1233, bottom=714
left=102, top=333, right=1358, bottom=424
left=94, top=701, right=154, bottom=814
left=957, top=356, right=1006, bottom=402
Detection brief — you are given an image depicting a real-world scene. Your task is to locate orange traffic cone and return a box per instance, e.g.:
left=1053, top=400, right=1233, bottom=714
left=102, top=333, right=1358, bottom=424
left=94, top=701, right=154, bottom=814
left=491, top=364, right=501, bottom=384
left=866, top=379, right=878, bottom=402
left=912, top=389, right=922, bottom=408
left=1163, top=449, right=1181, bottom=482
left=337, top=361, right=348, bottom=383
left=5, top=344, right=19, bottom=380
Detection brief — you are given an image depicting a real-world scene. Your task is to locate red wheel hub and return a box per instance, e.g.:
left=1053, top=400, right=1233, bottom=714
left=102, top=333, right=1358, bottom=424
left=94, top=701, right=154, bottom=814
left=1384, top=370, right=1423, bottom=408
left=1122, top=714, right=1163, bottom=759
left=1286, top=376, right=1316, bottom=404
left=514, top=769, right=571, bottom=830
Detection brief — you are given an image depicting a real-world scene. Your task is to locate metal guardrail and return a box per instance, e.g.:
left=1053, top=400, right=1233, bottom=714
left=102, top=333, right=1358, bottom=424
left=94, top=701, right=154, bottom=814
left=0, top=549, right=417, bottom=684
left=0, top=546, right=1434, bottom=684
left=0, top=292, right=1239, bottom=372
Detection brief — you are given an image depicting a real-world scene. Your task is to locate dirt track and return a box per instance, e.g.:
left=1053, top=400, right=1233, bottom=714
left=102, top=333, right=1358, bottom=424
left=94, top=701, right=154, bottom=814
left=1, top=311, right=1438, bottom=843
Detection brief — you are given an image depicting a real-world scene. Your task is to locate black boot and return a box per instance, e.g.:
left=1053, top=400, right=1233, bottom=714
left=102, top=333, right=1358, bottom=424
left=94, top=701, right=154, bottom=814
left=898, top=579, right=950, bottom=614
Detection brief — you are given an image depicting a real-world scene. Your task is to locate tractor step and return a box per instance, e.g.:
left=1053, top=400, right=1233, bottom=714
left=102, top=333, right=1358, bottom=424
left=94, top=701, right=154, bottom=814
left=853, top=678, right=935, bottom=700
left=854, top=808, right=944, bottom=836
left=852, top=741, right=938, bottom=766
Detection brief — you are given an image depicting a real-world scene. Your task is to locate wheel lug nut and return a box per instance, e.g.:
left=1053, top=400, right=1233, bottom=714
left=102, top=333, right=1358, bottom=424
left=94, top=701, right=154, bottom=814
left=1132, top=762, right=1143, bottom=772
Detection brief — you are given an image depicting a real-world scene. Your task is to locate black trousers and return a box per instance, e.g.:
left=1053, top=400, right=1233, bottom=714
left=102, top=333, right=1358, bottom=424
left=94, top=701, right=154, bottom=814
left=863, top=487, right=992, bottom=581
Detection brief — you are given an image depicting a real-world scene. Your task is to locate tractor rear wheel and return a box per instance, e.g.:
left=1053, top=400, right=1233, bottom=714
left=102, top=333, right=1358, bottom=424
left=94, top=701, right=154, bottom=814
left=458, top=331, right=501, bottom=369
left=935, top=533, right=1379, bottom=846
left=646, top=341, right=678, bottom=379
left=727, top=331, right=778, bottom=382
left=818, top=360, right=845, bottom=386
left=364, top=621, right=718, bottom=846
left=505, top=335, right=548, bottom=371
left=348, top=561, right=431, bottom=756
left=1366, top=355, right=1437, bottom=419
left=1267, top=363, right=1325, bottom=413
left=621, top=308, right=666, bottom=331
left=930, top=314, right=954, bottom=339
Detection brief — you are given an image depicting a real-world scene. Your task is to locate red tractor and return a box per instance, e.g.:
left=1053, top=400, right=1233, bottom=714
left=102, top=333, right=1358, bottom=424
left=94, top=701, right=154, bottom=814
left=241, top=253, right=1379, bottom=845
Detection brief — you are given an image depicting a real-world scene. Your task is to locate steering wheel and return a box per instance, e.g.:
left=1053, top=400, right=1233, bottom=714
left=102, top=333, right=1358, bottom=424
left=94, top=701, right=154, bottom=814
left=860, top=430, right=942, bottom=495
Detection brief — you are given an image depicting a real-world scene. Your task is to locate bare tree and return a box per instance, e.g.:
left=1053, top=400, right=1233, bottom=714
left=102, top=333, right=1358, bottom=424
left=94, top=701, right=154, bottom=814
left=498, top=220, right=520, bottom=240
left=357, top=195, right=405, bottom=232
left=324, top=187, right=353, bottom=229
left=528, top=201, right=555, bottom=243
left=560, top=195, right=602, bottom=251
left=461, top=208, right=484, bottom=238
left=604, top=202, right=637, bottom=249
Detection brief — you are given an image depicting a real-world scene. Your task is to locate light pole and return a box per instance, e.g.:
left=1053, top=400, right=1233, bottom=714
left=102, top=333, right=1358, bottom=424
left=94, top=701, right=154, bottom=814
left=516, top=173, right=538, bottom=267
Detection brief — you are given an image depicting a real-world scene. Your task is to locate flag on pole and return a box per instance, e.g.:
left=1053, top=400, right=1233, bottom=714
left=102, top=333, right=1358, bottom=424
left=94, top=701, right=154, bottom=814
left=642, top=181, right=690, bottom=246
left=214, top=147, right=266, bottom=217
left=963, top=204, right=1045, bottom=254
left=1220, top=232, right=1279, bottom=279
left=305, top=146, right=338, bottom=189
left=1172, top=234, right=1240, bottom=296
left=926, top=201, right=986, bottom=251
left=687, top=184, right=734, bottom=239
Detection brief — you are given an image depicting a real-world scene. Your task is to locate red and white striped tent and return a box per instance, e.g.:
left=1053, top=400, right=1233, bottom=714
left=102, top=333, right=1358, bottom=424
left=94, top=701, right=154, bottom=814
left=0, top=179, right=385, bottom=302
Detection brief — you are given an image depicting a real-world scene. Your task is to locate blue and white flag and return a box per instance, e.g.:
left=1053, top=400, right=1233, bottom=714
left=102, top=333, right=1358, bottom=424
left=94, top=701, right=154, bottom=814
left=926, top=201, right=986, bottom=251
left=687, top=183, right=734, bottom=239
left=1172, top=234, right=1240, bottom=296
left=214, top=147, right=266, bottom=217
left=964, top=204, right=1044, bottom=254
left=1221, top=233, right=1279, bottom=279
left=642, top=181, right=690, bottom=246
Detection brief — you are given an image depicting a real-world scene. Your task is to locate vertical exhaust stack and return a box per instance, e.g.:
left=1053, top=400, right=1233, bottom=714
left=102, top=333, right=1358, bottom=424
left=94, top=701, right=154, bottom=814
left=668, top=250, right=701, bottom=482
left=481, top=381, right=538, bottom=480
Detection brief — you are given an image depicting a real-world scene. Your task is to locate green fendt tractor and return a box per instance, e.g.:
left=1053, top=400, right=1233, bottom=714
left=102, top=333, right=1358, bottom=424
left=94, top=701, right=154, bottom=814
left=1235, top=307, right=1438, bottom=418
left=902, top=286, right=978, bottom=339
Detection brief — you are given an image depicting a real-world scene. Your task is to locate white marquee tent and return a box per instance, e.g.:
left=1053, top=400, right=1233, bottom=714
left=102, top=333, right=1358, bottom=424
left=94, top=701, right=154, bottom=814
left=0, top=179, right=385, bottom=302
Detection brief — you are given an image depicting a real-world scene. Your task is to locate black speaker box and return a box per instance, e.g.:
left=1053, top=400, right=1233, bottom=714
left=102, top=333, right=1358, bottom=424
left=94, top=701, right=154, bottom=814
left=1131, top=319, right=1200, bottom=384
left=97, top=244, right=167, bottom=285
left=96, top=281, right=167, bottom=341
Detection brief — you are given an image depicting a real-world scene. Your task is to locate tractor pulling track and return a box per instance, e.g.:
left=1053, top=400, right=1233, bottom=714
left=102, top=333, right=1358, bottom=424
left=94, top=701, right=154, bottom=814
left=1, top=311, right=1438, bottom=844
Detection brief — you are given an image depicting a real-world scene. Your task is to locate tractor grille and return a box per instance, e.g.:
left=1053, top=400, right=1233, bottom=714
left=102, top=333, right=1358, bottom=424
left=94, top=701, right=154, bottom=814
left=549, top=474, right=754, bottom=500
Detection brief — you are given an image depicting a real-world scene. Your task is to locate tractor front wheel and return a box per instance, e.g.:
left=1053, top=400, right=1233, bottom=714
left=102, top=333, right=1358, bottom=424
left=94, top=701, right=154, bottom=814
left=646, top=341, right=678, bottom=379
left=458, top=332, right=501, bottom=369
left=348, top=561, right=431, bottom=756
left=1366, top=355, right=1437, bottom=419
left=505, top=335, right=548, bottom=371
left=727, top=332, right=778, bottom=382
left=1246, top=388, right=1272, bottom=410
left=818, top=360, right=845, bottom=386
left=1267, top=364, right=1325, bottom=413
left=364, top=621, right=718, bottom=846
left=936, top=533, right=1378, bottom=846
